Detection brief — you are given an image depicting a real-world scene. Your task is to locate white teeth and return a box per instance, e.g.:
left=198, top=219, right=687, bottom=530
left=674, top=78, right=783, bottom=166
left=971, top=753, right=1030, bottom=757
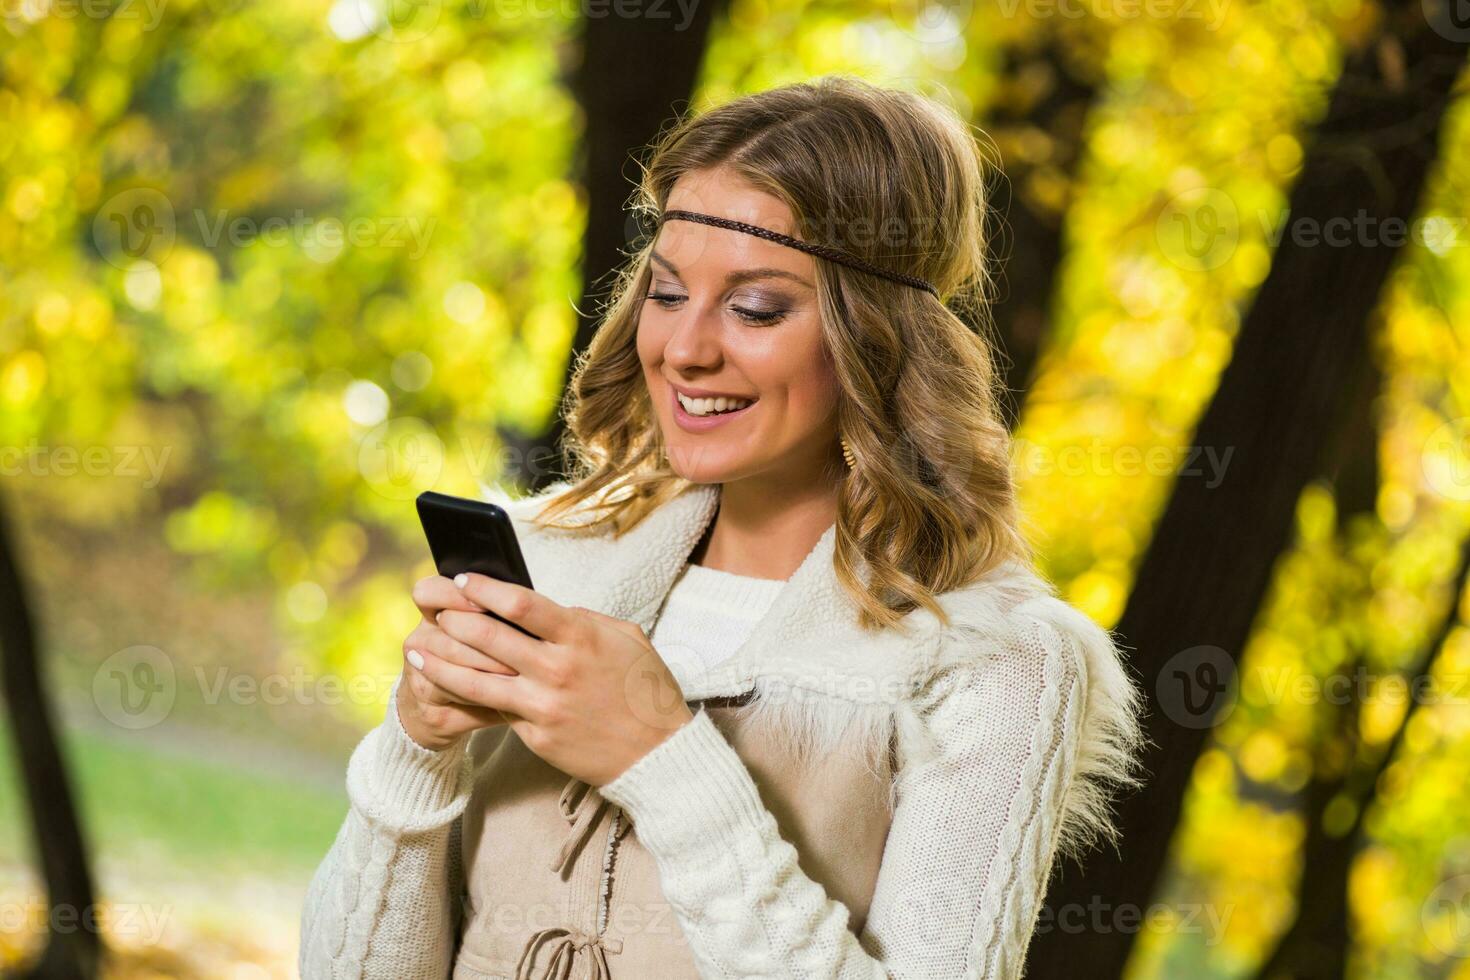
left=677, top=392, right=754, bottom=417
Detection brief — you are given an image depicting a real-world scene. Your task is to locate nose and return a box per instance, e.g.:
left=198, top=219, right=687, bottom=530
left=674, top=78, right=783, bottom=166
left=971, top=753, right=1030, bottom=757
left=661, top=295, right=725, bottom=373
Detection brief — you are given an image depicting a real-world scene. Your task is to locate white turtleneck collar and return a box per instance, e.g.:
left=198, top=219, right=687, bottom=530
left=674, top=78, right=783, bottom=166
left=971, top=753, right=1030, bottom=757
left=649, top=561, right=787, bottom=678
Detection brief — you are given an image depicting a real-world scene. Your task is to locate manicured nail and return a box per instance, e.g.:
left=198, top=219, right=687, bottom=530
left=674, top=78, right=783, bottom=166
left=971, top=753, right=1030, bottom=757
left=453, top=574, right=468, bottom=589
left=406, top=649, right=425, bottom=669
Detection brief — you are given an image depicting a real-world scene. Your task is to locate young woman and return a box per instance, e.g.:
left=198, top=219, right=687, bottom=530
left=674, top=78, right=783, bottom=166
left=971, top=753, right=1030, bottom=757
left=300, top=75, right=1145, bottom=980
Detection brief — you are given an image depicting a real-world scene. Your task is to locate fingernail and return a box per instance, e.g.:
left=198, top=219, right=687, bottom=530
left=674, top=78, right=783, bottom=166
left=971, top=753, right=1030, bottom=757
left=453, top=574, right=468, bottom=589
left=406, top=649, right=425, bottom=669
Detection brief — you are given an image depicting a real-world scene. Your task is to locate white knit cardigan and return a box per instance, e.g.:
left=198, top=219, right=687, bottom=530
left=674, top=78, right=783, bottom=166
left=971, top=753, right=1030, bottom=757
left=298, top=480, right=1146, bottom=978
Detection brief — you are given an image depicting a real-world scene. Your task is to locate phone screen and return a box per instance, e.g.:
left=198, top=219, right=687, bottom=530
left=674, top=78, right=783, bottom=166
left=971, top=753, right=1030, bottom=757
left=415, top=491, right=538, bottom=638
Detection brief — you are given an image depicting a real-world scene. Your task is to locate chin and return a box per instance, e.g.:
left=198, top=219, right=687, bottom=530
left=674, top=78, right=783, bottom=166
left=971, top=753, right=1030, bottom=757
left=669, top=459, right=737, bottom=485
left=664, top=442, right=743, bottom=484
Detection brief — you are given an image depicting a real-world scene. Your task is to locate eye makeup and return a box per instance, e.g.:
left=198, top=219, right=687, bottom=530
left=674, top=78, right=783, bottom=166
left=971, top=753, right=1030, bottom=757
left=643, top=294, right=791, bottom=325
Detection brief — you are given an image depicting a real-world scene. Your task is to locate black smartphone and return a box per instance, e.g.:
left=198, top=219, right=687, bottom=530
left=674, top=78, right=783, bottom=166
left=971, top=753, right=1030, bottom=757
left=415, top=491, right=539, bottom=639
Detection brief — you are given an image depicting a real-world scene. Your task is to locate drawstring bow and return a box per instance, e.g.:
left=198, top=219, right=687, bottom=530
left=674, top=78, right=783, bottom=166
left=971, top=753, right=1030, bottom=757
left=516, top=775, right=632, bottom=979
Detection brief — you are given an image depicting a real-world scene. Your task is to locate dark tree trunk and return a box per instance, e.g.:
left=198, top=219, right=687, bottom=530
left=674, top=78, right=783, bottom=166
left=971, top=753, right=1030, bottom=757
left=1025, top=5, right=1469, bottom=976
left=1258, top=351, right=1464, bottom=975
left=1324, top=353, right=1382, bottom=526
left=503, top=2, right=723, bottom=491
left=1254, top=757, right=1359, bottom=980
left=0, top=496, right=98, bottom=980
left=1255, top=541, right=1470, bottom=980
left=980, top=28, right=1101, bottom=430
left=1245, top=351, right=1382, bottom=980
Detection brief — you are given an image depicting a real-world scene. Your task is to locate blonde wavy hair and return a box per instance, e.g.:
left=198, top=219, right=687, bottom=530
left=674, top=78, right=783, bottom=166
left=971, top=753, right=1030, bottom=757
left=532, top=75, right=1032, bottom=631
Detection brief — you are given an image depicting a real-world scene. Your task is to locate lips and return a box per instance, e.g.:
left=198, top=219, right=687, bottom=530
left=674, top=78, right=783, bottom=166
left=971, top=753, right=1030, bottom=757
left=675, top=391, right=754, bottom=416
left=668, top=379, right=758, bottom=400
left=669, top=384, right=757, bottom=432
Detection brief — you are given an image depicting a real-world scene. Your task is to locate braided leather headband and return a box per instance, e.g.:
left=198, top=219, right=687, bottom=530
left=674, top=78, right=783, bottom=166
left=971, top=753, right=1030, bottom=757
left=657, top=209, right=940, bottom=298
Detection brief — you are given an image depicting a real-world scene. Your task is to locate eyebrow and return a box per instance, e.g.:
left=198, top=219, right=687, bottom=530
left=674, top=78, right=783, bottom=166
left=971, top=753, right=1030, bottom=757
left=650, top=250, right=813, bottom=290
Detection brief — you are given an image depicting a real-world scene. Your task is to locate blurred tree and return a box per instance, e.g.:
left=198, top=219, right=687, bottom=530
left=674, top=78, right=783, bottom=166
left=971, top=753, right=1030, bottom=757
left=503, top=0, right=725, bottom=490
left=981, top=23, right=1102, bottom=430
left=1242, top=348, right=1385, bottom=980
left=5, top=0, right=1469, bottom=974
left=0, top=496, right=96, bottom=980
left=1252, top=541, right=1470, bottom=979
left=1026, top=3, right=1470, bottom=976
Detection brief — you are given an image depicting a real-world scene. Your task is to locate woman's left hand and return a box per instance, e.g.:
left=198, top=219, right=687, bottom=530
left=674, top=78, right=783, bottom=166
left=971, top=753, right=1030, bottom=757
left=423, top=572, right=696, bottom=787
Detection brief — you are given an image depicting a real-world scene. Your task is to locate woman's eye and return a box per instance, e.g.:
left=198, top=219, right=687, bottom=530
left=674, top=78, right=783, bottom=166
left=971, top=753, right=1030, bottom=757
left=732, top=306, right=787, bottom=325
left=644, top=292, right=787, bottom=325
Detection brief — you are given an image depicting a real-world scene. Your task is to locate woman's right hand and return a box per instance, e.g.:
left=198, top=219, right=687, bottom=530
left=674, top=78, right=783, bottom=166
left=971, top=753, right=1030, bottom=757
left=395, top=574, right=519, bottom=751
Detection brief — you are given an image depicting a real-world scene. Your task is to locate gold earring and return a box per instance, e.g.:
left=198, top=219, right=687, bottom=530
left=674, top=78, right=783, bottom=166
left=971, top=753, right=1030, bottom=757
left=840, top=436, right=855, bottom=470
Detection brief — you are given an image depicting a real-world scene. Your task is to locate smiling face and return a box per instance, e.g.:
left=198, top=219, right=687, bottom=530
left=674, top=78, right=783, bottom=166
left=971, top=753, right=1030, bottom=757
left=637, top=166, right=842, bottom=488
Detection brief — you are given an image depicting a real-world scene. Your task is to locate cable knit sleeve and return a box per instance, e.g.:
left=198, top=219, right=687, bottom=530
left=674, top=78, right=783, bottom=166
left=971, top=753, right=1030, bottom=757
left=298, top=675, right=479, bottom=979
left=597, top=611, right=1144, bottom=979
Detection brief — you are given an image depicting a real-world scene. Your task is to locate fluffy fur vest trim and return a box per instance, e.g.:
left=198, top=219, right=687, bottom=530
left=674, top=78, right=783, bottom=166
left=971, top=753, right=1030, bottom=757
left=482, top=479, right=1144, bottom=864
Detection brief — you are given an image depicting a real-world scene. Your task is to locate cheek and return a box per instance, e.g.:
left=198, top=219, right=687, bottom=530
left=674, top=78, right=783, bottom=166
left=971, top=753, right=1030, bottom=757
left=788, top=371, right=839, bottom=426
left=636, top=313, right=671, bottom=377
left=635, top=313, right=655, bottom=363
left=760, top=331, right=837, bottom=424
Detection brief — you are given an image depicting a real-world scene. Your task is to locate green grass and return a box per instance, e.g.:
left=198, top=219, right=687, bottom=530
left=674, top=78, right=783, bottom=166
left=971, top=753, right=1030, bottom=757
left=0, top=716, right=349, bottom=880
